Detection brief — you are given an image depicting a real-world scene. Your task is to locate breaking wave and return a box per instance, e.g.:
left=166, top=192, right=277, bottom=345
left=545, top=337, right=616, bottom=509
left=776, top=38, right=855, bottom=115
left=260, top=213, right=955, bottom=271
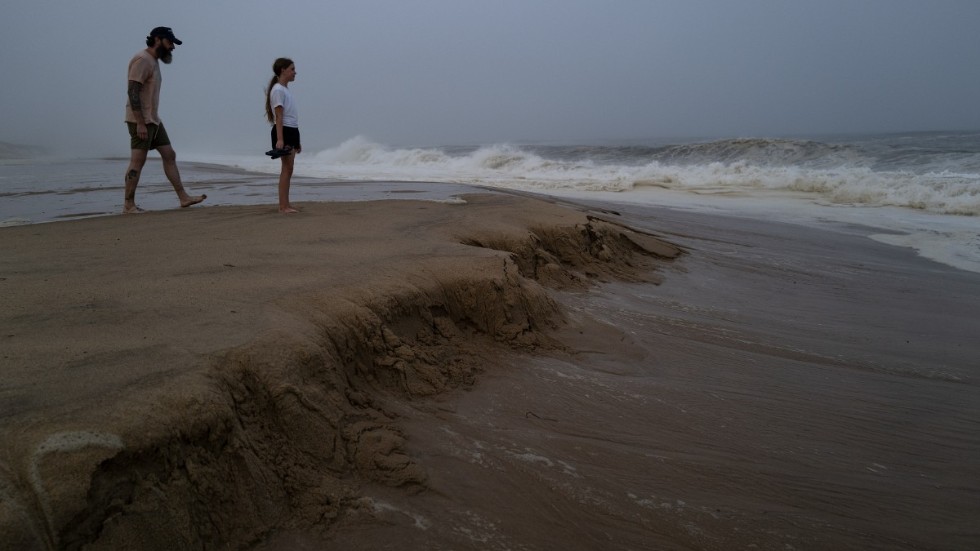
left=232, top=135, right=980, bottom=216
left=186, top=133, right=980, bottom=217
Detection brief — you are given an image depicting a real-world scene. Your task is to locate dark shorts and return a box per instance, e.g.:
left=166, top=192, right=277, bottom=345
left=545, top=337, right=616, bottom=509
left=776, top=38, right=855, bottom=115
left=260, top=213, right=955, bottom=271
left=271, top=126, right=301, bottom=149
left=127, top=122, right=171, bottom=150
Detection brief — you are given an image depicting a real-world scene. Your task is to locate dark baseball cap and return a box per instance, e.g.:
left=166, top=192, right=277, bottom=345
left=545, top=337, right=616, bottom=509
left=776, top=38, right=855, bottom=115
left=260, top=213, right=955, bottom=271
left=148, top=26, right=182, bottom=45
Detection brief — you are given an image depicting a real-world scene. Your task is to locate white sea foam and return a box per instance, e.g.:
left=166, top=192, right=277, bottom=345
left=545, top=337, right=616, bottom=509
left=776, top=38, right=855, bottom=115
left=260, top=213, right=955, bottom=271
left=209, top=136, right=980, bottom=216
left=358, top=497, right=431, bottom=530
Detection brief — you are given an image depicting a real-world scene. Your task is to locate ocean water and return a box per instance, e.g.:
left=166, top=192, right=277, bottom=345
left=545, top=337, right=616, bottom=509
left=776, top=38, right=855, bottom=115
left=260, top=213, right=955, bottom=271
left=2, top=131, right=978, bottom=272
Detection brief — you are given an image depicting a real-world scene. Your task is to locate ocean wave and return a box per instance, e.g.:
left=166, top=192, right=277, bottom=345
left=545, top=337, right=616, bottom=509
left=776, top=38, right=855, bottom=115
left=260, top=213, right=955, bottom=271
left=222, top=135, right=980, bottom=216
left=651, top=137, right=868, bottom=168
left=634, top=162, right=980, bottom=215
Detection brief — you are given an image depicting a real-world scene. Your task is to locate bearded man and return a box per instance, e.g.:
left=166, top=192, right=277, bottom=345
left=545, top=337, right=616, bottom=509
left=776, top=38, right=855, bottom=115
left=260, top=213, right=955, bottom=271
left=123, top=26, right=206, bottom=213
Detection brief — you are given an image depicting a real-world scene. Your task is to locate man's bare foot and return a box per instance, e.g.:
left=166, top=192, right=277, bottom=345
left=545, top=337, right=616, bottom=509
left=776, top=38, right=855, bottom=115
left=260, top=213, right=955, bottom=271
left=180, top=194, right=207, bottom=208
left=279, top=207, right=299, bottom=214
left=122, top=205, right=146, bottom=214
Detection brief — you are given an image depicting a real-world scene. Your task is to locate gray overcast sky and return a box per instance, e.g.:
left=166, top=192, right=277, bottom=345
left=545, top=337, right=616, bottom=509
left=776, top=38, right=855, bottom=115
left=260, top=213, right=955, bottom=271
left=2, top=0, right=979, bottom=155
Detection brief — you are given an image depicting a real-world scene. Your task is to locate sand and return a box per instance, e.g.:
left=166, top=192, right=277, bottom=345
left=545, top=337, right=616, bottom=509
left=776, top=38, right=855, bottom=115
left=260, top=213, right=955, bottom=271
left=0, top=194, right=680, bottom=550
left=2, top=190, right=978, bottom=551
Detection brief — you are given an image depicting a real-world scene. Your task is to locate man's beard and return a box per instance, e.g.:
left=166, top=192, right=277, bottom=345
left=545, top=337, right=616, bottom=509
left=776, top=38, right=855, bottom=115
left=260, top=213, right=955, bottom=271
left=156, top=44, right=173, bottom=64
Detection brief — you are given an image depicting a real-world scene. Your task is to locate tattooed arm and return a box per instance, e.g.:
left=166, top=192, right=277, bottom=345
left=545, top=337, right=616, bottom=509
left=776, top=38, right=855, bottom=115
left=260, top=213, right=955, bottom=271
left=128, top=80, right=148, bottom=139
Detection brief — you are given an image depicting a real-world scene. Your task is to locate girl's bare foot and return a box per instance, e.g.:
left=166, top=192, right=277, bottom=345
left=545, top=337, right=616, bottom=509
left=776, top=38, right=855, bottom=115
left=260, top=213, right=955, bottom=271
left=279, top=207, right=299, bottom=214
left=122, top=205, right=146, bottom=214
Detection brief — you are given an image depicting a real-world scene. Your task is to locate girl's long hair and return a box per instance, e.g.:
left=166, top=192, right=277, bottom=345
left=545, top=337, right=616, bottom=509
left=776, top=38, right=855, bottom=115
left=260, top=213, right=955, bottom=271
left=265, top=58, right=294, bottom=123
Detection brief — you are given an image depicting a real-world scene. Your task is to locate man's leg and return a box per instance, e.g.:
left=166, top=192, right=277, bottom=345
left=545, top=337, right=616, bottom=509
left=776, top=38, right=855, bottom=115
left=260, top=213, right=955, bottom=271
left=158, top=144, right=206, bottom=208
left=124, top=148, right=149, bottom=213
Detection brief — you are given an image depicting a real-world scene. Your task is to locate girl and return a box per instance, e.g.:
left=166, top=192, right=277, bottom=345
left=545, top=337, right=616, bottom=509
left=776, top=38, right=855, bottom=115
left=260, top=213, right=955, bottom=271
left=265, top=58, right=300, bottom=213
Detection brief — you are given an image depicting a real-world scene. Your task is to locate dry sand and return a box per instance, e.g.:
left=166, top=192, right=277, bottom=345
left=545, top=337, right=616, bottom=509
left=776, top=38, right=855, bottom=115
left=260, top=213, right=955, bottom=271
left=0, top=194, right=681, bottom=550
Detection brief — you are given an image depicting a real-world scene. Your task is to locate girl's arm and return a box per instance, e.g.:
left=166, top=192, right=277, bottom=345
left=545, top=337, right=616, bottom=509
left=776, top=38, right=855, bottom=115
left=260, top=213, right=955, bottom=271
left=274, top=106, right=285, bottom=150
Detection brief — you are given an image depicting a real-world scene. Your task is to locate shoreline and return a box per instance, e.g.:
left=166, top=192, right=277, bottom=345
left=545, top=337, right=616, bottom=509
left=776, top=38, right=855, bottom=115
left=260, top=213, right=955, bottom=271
left=3, top=156, right=978, bottom=276
left=0, top=159, right=484, bottom=228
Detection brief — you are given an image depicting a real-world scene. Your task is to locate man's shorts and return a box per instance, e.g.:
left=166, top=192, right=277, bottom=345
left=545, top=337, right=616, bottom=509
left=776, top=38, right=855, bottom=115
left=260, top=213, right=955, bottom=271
left=127, top=122, right=171, bottom=150
left=270, top=126, right=301, bottom=150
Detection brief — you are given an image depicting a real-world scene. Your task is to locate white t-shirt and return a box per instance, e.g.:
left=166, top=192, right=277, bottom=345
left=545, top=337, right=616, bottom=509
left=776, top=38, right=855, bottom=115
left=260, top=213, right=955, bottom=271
left=269, top=83, right=298, bottom=128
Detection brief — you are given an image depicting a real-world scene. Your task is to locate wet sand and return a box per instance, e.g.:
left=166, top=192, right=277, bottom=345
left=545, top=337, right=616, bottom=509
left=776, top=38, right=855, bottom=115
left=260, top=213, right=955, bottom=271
left=2, top=191, right=978, bottom=550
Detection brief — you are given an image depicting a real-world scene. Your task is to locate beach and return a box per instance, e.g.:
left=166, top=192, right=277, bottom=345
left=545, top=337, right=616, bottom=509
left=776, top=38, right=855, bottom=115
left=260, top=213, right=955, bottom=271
left=1, top=174, right=978, bottom=550
left=3, top=0, right=980, bottom=544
